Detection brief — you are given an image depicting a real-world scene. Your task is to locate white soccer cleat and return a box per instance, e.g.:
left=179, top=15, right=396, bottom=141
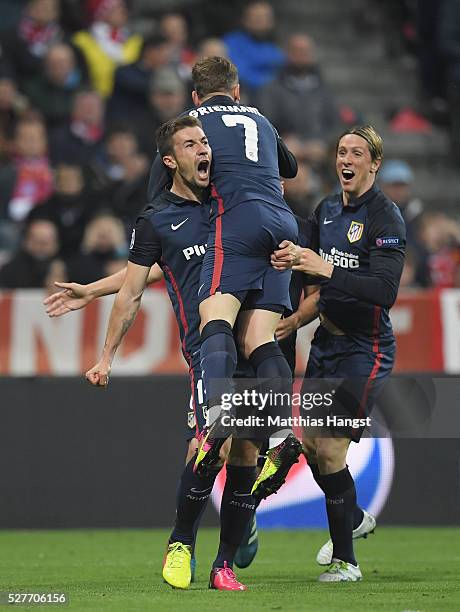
left=316, top=510, right=376, bottom=565
left=318, top=559, right=362, bottom=582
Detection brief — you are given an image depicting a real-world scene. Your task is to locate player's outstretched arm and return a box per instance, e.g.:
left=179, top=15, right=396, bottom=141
left=86, top=262, right=151, bottom=387
left=275, top=286, right=320, bottom=341
left=43, top=264, right=164, bottom=317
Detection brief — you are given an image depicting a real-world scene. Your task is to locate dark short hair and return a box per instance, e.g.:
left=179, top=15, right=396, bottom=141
left=192, top=56, right=238, bottom=99
left=156, top=115, right=203, bottom=157
left=336, top=124, right=384, bottom=163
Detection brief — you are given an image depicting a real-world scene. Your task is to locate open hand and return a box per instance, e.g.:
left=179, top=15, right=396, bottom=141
left=275, top=314, right=300, bottom=341
left=43, top=281, right=92, bottom=317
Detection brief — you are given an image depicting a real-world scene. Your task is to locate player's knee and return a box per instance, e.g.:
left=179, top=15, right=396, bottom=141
left=200, top=319, right=233, bottom=342
left=315, top=438, right=348, bottom=473
left=240, top=335, right=276, bottom=360
left=247, top=341, right=286, bottom=372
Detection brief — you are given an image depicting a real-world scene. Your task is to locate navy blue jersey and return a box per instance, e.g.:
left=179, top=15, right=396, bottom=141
left=188, top=95, right=290, bottom=212
left=309, top=184, right=406, bottom=349
left=146, top=96, right=297, bottom=207
left=128, top=190, right=208, bottom=368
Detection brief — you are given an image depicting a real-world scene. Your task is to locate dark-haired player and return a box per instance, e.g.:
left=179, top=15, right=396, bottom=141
left=273, top=125, right=405, bottom=582
left=82, top=116, right=266, bottom=591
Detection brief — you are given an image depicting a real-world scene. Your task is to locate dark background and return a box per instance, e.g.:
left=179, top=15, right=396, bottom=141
left=0, top=376, right=458, bottom=528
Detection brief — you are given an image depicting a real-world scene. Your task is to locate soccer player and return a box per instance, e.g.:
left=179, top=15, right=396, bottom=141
left=187, top=57, right=303, bottom=493
left=80, top=116, right=263, bottom=591
left=272, top=125, right=406, bottom=582
left=144, top=56, right=303, bottom=498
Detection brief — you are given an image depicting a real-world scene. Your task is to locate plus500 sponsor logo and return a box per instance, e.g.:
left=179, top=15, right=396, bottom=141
left=320, top=246, right=359, bottom=269
left=183, top=244, right=207, bottom=260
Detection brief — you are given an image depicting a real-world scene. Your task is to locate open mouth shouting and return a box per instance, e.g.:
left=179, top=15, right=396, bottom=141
left=341, top=168, right=355, bottom=184
left=196, top=158, right=210, bottom=183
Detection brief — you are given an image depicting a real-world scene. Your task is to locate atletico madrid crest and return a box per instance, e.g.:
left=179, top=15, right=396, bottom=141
left=347, top=221, right=364, bottom=243
left=187, top=411, right=196, bottom=429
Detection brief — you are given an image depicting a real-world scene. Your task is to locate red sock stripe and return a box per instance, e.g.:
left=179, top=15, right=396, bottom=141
left=210, top=185, right=225, bottom=295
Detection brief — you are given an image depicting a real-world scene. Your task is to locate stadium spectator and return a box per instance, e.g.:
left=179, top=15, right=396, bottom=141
left=399, top=247, right=422, bottom=289
left=379, top=160, right=423, bottom=240
left=0, top=218, right=62, bottom=288
left=72, top=0, right=143, bottom=98
left=0, top=0, right=64, bottom=82
left=92, top=125, right=139, bottom=186
left=65, top=212, right=128, bottom=283
left=438, top=0, right=460, bottom=161
left=417, top=211, right=460, bottom=288
left=379, top=159, right=430, bottom=286
left=283, top=162, right=321, bottom=217
left=0, top=63, right=29, bottom=162
left=159, top=13, right=196, bottom=79
left=0, top=116, right=53, bottom=234
left=48, top=89, right=105, bottom=164
left=21, top=43, right=86, bottom=129
left=107, top=33, right=173, bottom=123
left=108, top=152, right=149, bottom=232
left=197, top=37, right=228, bottom=60
left=135, top=67, right=187, bottom=156
left=258, top=33, right=341, bottom=168
left=223, top=1, right=284, bottom=95
left=28, top=162, right=99, bottom=257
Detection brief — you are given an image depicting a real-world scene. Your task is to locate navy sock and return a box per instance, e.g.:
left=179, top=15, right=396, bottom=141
left=170, top=457, right=219, bottom=546
left=309, top=462, right=364, bottom=530
left=200, top=320, right=237, bottom=415
left=213, top=465, right=257, bottom=569
left=321, top=467, right=357, bottom=565
left=191, top=500, right=207, bottom=559
left=249, top=342, right=293, bottom=439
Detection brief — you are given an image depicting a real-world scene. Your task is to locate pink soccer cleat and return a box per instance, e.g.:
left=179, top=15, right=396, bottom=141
left=209, top=562, right=247, bottom=591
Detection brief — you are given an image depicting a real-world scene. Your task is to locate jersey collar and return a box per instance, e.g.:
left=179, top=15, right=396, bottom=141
left=163, top=189, right=204, bottom=206
left=199, top=94, right=238, bottom=107
left=343, top=183, right=379, bottom=210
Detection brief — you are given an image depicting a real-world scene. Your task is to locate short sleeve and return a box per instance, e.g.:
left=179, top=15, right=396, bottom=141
left=128, top=216, right=162, bottom=267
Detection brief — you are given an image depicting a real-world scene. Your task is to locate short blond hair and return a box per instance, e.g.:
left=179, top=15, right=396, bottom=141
left=337, top=125, right=383, bottom=163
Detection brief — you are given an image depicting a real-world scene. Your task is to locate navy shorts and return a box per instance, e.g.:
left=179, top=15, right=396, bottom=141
left=302, top=326, right=395, bottom=442
left=198, top=200, right=298, bottom=312
left=185, top=362, right=207, bottom=440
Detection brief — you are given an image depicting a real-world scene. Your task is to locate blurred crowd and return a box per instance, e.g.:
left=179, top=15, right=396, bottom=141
left=381, top=0, right=460, bottom=140
left=0, top=0, right=459, bottom=292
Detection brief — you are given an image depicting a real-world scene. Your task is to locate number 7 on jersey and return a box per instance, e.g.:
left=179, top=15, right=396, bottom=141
left=221, top=114, right=259, bottom=162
